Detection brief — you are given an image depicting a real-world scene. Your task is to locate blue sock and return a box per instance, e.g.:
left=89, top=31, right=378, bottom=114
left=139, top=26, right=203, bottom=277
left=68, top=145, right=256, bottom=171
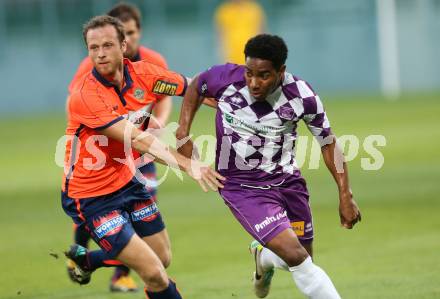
left=74, top=225, right=90, bottom=247
left=145, top=280, right=182, bottom=299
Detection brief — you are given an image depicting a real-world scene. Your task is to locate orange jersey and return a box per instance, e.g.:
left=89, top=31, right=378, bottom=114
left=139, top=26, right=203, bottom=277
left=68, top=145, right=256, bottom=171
left=63, top=59, right=187, bottom=199
left=68, top=46, right=168, bottom=94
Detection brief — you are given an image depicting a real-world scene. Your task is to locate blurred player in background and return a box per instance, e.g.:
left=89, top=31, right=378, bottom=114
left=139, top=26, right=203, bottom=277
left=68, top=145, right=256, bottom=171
left=177, top=34, right=361, bottom=299
left=215, top=0, right=266, bottom=64
left=67, top=3, right=172, bottom=292
left=63, top=15, right=224, bottom=299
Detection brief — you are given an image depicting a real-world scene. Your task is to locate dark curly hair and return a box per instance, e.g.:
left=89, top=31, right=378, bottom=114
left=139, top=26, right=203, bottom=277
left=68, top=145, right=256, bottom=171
left=244, top=34, right=288, bottom=70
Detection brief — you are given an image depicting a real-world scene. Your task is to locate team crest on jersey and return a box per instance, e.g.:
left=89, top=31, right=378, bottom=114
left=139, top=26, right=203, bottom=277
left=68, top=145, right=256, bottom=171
left=279, top=106, right=295, bottom=120
left=133, top=88, right=145, bottom=100
left=131, top=201, right=159, bottom=222
left=153, top=80, right=177, bottom=96
left=93, top=211, right=127, bottom=239
left=200, top=83, right=208, bottom=95
left=230, top=96, right=242, bottom=105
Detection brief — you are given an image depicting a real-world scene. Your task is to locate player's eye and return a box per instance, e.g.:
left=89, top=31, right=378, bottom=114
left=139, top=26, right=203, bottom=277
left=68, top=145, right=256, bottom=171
left=89, top=45, right=98, bottom=51
left=262, top=73, right=270, bottom=80
left=103, top=43, right=113, bottom=49
left=245, top=71, right=253, bottom=78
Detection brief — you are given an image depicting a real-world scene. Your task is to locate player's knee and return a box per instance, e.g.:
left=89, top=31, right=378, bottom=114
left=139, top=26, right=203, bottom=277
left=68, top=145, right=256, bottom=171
left=139, top=265, right=168, bottom=289
left=159, top=249, right=172, bottom=269
left=283, top=244, right=309, bottom=267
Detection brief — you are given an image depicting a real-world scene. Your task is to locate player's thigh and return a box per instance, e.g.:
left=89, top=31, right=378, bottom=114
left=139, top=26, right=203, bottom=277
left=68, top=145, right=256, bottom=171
left=280, top=179, right=315, bottom=247
left=85, top=208, right=135, bottom=259
left=123, top=178, right=165, bottom=239
left=127, top=197, right=165, bottom=239
left=64, top=192, right=135, bottom=259
left=142, top=229, right=172, bottom=268
left=219, top=183, right=291, bottom=245
left=123, top=185, right=169, bottom=266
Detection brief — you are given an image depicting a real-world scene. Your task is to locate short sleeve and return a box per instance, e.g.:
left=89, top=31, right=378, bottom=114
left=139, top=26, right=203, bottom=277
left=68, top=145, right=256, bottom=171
left=68, top=92, right=123, bottom=130
left=302, top=95, right=332, bottom=143
left=299, top=81, right=332, bottom=144
left=197, top=63, right=243, bottom=98
left=135, top=60, right=187, bottom=97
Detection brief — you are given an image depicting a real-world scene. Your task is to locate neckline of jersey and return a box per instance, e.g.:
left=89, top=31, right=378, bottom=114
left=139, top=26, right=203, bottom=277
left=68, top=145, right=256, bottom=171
left=92, top=62, right=133, bottom=106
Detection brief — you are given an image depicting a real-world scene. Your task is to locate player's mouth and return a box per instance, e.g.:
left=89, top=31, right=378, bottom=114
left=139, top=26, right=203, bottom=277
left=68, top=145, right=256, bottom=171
left=250, top=90, right=263, bottom=98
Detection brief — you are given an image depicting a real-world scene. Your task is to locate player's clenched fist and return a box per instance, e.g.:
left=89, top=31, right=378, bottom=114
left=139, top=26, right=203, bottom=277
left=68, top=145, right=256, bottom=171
left=338, top=190, right=362, bottom=229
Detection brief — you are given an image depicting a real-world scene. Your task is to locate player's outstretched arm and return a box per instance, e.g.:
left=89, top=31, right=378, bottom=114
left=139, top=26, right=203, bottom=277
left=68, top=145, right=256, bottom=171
left=176, top=74, right=205, bottom=159
left=100, top=118, right=225, bottom=192
left=321, top=137, right=362, bottom=229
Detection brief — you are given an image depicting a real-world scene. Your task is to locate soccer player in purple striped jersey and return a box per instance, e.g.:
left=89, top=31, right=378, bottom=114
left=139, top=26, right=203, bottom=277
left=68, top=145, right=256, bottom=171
left=177, top=34, right=361, bottom=299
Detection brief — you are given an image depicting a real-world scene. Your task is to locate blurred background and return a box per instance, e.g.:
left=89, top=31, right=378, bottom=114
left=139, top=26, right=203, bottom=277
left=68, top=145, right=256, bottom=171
left=1, top=0, right=440, bottom=113
left=0, top=1, right=439, bottom=299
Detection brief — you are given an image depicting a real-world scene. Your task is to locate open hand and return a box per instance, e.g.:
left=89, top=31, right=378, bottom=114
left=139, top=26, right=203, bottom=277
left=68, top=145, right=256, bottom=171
left=187, top=161, right=225, bottom=192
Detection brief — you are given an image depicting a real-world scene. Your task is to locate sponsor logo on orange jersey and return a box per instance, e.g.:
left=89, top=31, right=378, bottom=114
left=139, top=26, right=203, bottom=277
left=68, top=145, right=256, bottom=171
left=153, top=80, right=177, bottom=96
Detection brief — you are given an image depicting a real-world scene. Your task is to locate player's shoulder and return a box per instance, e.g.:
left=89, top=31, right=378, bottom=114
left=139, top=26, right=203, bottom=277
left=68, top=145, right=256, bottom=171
left=67, top=89, right=86, bottom=114
left=78, top=56, right=93, bottom=70
left=129, top=58, right=168, bottom=77
left=282, top=72, right=317, bottom=100
left=198, top=63, right=245, bottom=97
left=138, top=46, right=168, bottom=69
left=69, top=57, right=94, bottom=93
left=204, top=63, right=245, bottom=81
left=69, top=75, right=102, bottom=108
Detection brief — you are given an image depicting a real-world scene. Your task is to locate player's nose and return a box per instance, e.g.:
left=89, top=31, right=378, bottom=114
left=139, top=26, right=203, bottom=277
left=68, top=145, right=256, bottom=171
left=97, top=48, right=106, bottom=59
left=250, top=78, right=260, bottom=90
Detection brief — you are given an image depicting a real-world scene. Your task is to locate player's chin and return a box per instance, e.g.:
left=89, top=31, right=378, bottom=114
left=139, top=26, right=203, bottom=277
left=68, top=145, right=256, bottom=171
left=96, top=65, right=113, bottom=76
left=253, top=94, right=267, bottom=101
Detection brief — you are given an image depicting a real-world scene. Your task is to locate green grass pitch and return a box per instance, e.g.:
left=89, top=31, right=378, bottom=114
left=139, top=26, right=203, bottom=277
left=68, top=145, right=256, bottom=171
left=0, top=94, right=439, bottom=299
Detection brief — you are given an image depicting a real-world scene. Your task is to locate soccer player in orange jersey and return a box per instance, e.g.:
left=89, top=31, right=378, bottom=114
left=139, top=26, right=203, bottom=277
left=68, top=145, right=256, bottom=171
left=62, top=15, right=224, bottom=299
left=66, top=3, right=174, bottom=292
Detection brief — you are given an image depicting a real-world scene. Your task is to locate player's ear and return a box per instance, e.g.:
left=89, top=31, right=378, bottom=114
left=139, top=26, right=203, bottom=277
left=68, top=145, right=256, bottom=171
left=121, top=39, right=127, bottom=52
left=278, top=64, right=286, bottom=80
left=279, top=64, right=286, bottom=74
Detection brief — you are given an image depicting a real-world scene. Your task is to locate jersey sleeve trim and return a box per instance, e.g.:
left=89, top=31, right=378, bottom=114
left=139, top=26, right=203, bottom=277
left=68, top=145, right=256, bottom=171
left=180, top=74, right=188, bottom=96
left=95, top=115, right=124, bottom=130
